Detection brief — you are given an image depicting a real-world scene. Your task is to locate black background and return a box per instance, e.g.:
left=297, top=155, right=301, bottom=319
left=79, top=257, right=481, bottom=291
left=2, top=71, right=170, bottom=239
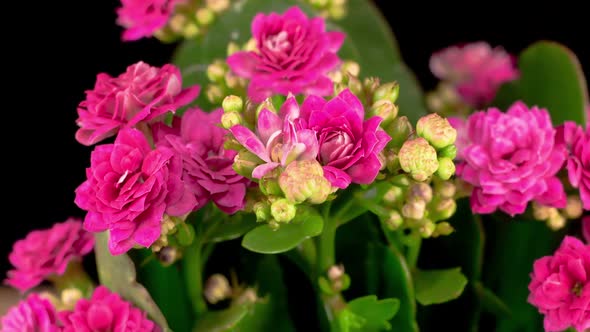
left=4, top=1, right=589, bottom=276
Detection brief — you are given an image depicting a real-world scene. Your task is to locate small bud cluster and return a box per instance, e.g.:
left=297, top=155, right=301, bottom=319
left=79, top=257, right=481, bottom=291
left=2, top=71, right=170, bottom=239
left=305, top=0, right=348, bottom=20
left=532, top=196, right=584, bottom=231
left=155, top=0, right=231, bottom=42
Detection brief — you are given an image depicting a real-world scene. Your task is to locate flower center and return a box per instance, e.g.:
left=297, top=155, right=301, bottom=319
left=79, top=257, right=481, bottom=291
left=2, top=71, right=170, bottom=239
left=264, top=31, right=291, bottom=53
left=320, top=132, right=353, bottom=164
left=572, top=282, right=583, bottom=297
left=116, top=170, right=130, bottom=188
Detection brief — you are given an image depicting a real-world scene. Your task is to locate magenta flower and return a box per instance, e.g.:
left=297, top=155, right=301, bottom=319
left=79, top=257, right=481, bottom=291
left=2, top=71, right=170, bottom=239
left=154, top=108, right=251, bottom=214
left=229, top=95, right=319, bottom=179
left=75, top=129, right=192, bottom=255
left=59, top=286, right=159, bottom=332
left=430, top=42, right=519, bottom=107
left=1, top=294, right=60, bottom=332
left=528, top=236, right=590, bottom=332
left=227, top=6, right=345, bottom=102
left=456, top=101, right=567, bottom=216
left=75, top=61, right=200, bottom=146
left=300, top=89, right=391, bottom=189
left=556, top=121, right=590, bottom=210
left=117, top=0, right=184, bottom=41
left=4, top=219, right=94, bottom=292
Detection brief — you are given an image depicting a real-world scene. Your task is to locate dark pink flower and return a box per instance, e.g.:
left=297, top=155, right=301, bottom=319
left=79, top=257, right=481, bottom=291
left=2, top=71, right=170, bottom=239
left=117, top=0, right=185, bottom=41
left=1, top=294, right=60, bottom=332
left=4, top=219, right=94, bottom=292
left=59, top=286, right=159, bottom=332
left=556, top=121, right=590, bottom=211
left=155, top=108, right=251, bottom=214
left=76, top=61, right=200, bottom=146
left=456, top=101, right=567, bottom=216
left=75, top=129, right=191, bottom=255
left=430, top=42, right=518, bottom=107
left=300, top=89, right=391, bottom=189
left=227, top=6, right=345, bottom=102
left=528, top=236, right=590, bottom=332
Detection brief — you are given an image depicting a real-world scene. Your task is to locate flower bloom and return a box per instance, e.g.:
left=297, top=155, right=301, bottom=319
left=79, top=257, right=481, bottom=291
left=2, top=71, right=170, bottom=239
left=59, top=286, right=159, bottom=332
left=556, top=121, right=590, bottom=210
left=528, top=236, right=590, bottom=332
left=76, top=61, right=200, bottom=146
left=154, top=108, right=250, bottom=214
left=456, top=101, right=567, bottom=216
left=300, top=89, right=391, bottom=188
left=1, top=294, right=60, bottom=332
left=4, top=219, right=94, bottom=292
left=227, top=6, right=345, bottom=102
left=75, top=129, right=191, bottom=255
left=430, top=42, right=519, bottom=107
left=117, top=0, right=184, bottom=41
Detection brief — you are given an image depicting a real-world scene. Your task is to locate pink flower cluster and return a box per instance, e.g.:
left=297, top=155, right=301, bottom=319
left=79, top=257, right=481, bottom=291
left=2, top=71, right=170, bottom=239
left=557, top=121, right=590, bottom=211
left=230, top=89, right=391, bottom=189
left=117, top=0, right=185, bottom=41
left=528, top=236, right=590, bottom=332
left=4, top=219, right=94, bottom=292
left=455, top=102, right=567, bottom=216
left=1, top=294, right=59, bottom=332
left=228, top=6, right=345, bottom=102
left=430, top=42, right=519, bottom=107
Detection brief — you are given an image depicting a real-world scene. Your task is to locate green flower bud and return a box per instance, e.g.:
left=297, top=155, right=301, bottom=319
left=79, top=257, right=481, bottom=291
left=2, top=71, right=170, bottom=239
left=384, top=150, right=400, bottom=173
left=373, top=82, right=400, bottom=104
left=419, top=221, right=436, bottom=238
left=329, top=5, right=347, bottom=20
left=206, top=0, right=230, bottom=13
left=438, top=144, right=457, bottom=159
left=255, top=98, right=277, bottom=119
left=183, top=23, right=200, bottom=38
left=195, top=8, right=215, bottom=26
left=408, top=182, right=433, bottom=203
left=436, top=157, right=455, bottom=180
left=168, top=14, right=187, bottom=34
left=433, top=221, right=454, bottom=237
left=204, top=274, right=232, bottom=304
left=390, top=174, right=410, bottom=187
left=271, top=198, right=297, bottom=223
left=416, top=113, right=457, bottom=150
left=206, top=85, right=224, bottom=104
left=260, top=175, right=282, bottom=196
left=253, top=201, right=271, bottom=222
left=399, top=138, right=439, bottom=182
left=207, top=60, right=226, bottom=83
left=279, top=160, right=332, bottom=204
left=383, top=186, right=404, bottom=206
left=222, top=95, right=244, bottom=113
left=385, top=116, right=413, bottom=149
left=233, top=150, right=263, bottom=178
left=221, top=111, right=243, bottom=129
left=341, top=61, right=360, bottom=76
left=368, top=100, right=398, bottom=127
left=402, top=198, right=426, bottom=220
left=363, top=77, right=380, bottom=97
left=224, top=136, right=242, bottom=151
left=430, top=198, right=457, bottom=221
left=384, top=210, right=403, bottom=230
left=347, top=74, right=363, bottom=96
left=227, top=41, right=240, bottom=56
left=435, top=180, right=456, bottom=198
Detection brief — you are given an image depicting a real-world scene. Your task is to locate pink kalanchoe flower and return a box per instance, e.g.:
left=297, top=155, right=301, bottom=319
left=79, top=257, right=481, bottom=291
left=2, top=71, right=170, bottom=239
left=300, top=89, right=391, bottom=189
left=556, top=121, right=590, bottom=210
left=59, top=286, right=159, bottom=332
left=1, top=294, right=60, bottom=332
left=230, top=95, right=319, bottom=179
left=430, top=42, right=519, bottom=107
left=154, top=108, right=251, bottom=214
left=76, top=61, right=200, bottom=146
left=4, top=219, right=94, bottom=292
left=227, top=6, right=345, bottom=102
left=456, top=101, right=567, bottom=216
left=75, top=128, right=192, bottom=255
left=117, top=0, right=185, bottom=41
left=528, top=236, right=590, bottom=332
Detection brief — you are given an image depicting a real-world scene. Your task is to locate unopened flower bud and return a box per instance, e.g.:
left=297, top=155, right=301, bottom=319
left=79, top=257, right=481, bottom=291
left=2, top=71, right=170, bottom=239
left=207, top=61, right=226, bottom=83
left=369, top=100, right=398, bottom=127
left=419, top=221, right=437, bottom=238
left=271, top=199, right=297, bottom=223
left=157, top=246, right=180, bottom=266
left=233, top=150, right=263, bottom=178
left=347, top=74, right=363, bottom=96
left=384, top=150, right=400, bottom=173
left=390, top=174, right=411, bottom=187
left=221, top=111, right=243, bottom=129
left=563, top=196, right=583, bottom=219
left=430, top=198, right=457, bottom=221
left=196, top=8, right=215, bottom=26
left=235, top=288, right=258, bottom=305
left=169, top=14, right=187, bottom=34
left=373, top=82, right=400, bottom=104
left=224, top=71, right=241, bottom=89
left=61, top=288, right=83, bottom=310
left=183, top=23, right=200, bottom=38
left=399, top=138, right=439, bottom=181
left=341, top=61, right=360, bottom=76
left=383, top=186, right=404, bottom=206
left=328, top=264, right=345, bottom=281
left=253, top=201, right=271, bottom=222
left=547, top=213, right=567, bottom=231
left=433, top=221, right=454, bottom=237
left=386, top=116, right=413, bottom=149
left=416, top=114, right=457, bottom=150
left=438, top=144, right=457, bottom=160
left=436, top=157, right=455, bottom=180
left=204, top=274, right=232, bottom=304
left=363, top=77, right=380, bottom=96
left=408, top=182, right=433, bottom=203
left=206, top=0, right=230, bottom=13
left=532, top=203, right=552, bottom=221
left=402, top=198, right=426, bottom=220
left=329, top=5, right=347, bottom=19
left=260, top=175, right=282, bottom=196
left=384, top=210, right=403, bottom=230
left=222, top=95, right=244, bottom=113
left=255, top=98, right=277, bottom=119
left=244, top=38, right=257, bottom=52
left=278, top=160, right=331, bottom=204
left=436, top=181, right=456, bottom=198
left=206, top=85, right=224, bottom=104
left=227, top=42, right=240, bottom=56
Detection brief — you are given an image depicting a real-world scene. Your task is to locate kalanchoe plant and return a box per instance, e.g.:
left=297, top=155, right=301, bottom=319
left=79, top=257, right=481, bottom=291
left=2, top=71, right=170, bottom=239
left=2, top=1, right=590, bottom=332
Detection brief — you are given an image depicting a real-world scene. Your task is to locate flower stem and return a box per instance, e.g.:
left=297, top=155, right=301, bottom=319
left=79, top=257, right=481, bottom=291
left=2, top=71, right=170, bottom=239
left=405, top=232, right=422, bottom=269
left=183, top=240, right=207, bottom=316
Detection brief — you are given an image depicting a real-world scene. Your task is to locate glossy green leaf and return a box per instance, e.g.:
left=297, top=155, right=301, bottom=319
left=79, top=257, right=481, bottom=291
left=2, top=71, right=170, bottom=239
left=494, top=41, right=588, bottom=125
left=192, top=304, right=250, bottom=332
left=94, top=233, right=170, bottom=331
left=413, top=267, right=468, bottom=305
left=346, top=295, right=400, bottom=331
left=242, top=208, right=323, bottom=254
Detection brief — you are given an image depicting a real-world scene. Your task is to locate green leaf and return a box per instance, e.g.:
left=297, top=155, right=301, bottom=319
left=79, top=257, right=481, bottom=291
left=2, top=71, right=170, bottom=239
left=192, top=304, right=250, bottom=332
left=473, top=281, right=512, bottom=319
left=494, top=41, right=588, bottom=125
left=413, top=267, right=468, bottom=306
left=345, top=295, right=400, bottom=331
left=242, top=208, right=323, bottom=254
left=94, top=232, right=171, bottom=331
left=202, top=213, right=258, bottom=244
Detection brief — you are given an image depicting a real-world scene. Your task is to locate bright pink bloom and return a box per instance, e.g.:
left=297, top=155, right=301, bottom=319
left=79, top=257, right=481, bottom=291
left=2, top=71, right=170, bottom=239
left=117, top=0, right=184, bottom=41
left=75, top=129, right=191, bottom=255
left=59, top=286, right=159, bottom=332
left=4, top=219, right=94, bottom=292
left=229, top=95, right=319, bottom=179
left=154, top=109, right=250, bottom=214
left=300, top=89, right=391, bottom=189
left=76, top=61, right=200, bottom=146
left=556, top=122, right=590, bottom=210
left=448, top=116, right=468, bottom=160
left=430, top=42, right=519, bottom=107
left=583, top=216, right=590, bottom=244
left=456, top=101, right=567, bottom=216
left=528, top=236, right=590, bottom=332
left=1, top=294, right=60, bottom=332
left=227, top=6, right=345, bottom=102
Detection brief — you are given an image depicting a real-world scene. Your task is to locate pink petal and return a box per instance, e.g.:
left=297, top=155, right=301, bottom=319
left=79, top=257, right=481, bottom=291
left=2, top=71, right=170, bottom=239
left=323, top=166, right=351, bottom=189
left=230, top=125, right=270, bottom=162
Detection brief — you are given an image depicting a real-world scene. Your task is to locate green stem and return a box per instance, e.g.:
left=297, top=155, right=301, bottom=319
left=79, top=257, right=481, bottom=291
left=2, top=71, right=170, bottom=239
left=183, top=241, right=207, bottom=316
left=405, top=232, right=422, bottom=269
